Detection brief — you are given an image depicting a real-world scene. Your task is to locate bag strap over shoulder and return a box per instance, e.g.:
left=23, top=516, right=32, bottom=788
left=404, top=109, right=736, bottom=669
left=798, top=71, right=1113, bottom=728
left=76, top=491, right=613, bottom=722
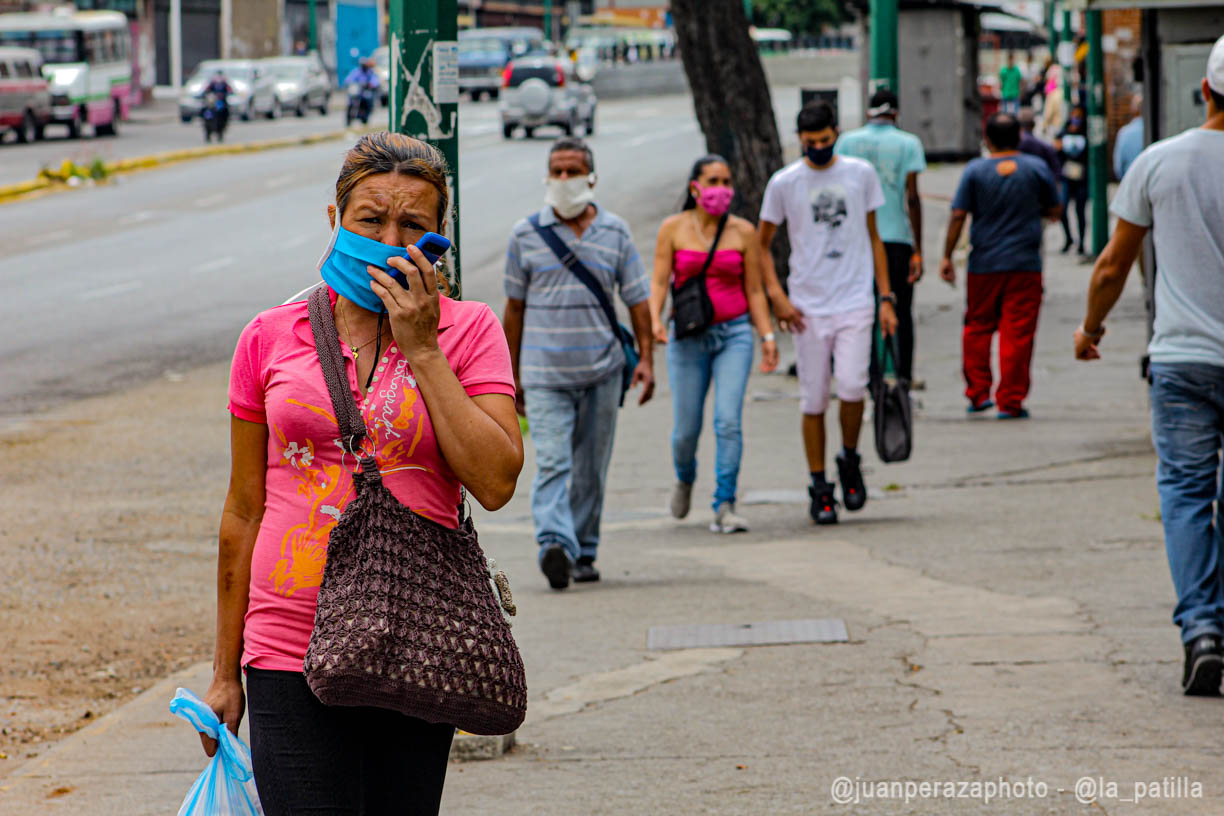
left=307, top=285, right=368, bottom=453
left=681, top=212, right=729, bottom=291
left=528, top=213, right=634, bottom=348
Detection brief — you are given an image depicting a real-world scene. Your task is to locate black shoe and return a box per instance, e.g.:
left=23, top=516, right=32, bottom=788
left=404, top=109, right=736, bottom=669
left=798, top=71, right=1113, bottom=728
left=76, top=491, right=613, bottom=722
left=1183, top=634, right=1223, bottom=696
left=808, top=483, right=839, bottom=525
left=540, top=544, right=571, bottom=590
left=836, top=450, right=867, bottom=512
left=573, top=556, right=600, bottom=583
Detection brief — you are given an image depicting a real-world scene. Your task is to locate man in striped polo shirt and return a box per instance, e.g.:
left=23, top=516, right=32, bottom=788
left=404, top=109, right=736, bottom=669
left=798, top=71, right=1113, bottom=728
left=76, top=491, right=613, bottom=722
left=503, top=137, right=655, bottom=591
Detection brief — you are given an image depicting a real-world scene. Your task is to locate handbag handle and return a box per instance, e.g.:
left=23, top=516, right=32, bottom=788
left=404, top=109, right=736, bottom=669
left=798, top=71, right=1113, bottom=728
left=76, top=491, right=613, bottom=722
left=307, top=285, right=370, bottom=456
left=673, top=212, right=729, bottom=293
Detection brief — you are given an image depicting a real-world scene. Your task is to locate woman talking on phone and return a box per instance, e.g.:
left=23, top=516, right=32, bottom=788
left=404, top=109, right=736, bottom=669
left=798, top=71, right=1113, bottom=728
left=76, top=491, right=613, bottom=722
left=650, top=155, right=779, bottom=534
left=203, top=132, right=524, bottom=815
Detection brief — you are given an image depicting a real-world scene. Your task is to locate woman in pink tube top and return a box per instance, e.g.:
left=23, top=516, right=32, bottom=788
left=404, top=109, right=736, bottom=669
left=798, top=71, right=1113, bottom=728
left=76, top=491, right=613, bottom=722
left=649, top=155, right=779, bottom=534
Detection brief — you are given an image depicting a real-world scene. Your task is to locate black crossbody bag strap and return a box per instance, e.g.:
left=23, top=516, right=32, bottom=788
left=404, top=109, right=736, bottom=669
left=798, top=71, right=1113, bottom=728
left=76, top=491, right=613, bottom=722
left=674, top=212, right=729, bottom=293
left=528, top=213, right=633, bottom=347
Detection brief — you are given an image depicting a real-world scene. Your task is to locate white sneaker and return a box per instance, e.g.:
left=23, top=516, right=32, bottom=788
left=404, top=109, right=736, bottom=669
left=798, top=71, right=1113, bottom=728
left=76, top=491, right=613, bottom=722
left=710, top=502, right=749, bottom=534
left=671, top=481, right=693, bottom=519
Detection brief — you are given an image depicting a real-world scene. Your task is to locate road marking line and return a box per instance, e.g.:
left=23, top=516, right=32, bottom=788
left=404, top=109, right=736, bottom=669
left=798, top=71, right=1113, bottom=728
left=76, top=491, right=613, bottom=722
left=26, top=229, right=70, bottom=247
left=191, top=256, right=236, bottom=274
left=118, top=211, right=154, bottom=226
left=79, top=280, right=142, bottom=302
left=194, top=193, right=226, bottom=207
left=280, top=235, right=310, bottom=250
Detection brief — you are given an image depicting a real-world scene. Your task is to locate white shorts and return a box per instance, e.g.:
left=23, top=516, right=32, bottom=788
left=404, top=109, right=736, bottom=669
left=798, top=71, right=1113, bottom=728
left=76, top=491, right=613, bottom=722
left=794, top=307, right=875, bottom=415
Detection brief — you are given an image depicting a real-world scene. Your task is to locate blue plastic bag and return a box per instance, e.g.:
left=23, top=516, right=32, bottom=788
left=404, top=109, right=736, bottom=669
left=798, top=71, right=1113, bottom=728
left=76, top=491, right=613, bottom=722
left=169, top=687, right=264, bottom=816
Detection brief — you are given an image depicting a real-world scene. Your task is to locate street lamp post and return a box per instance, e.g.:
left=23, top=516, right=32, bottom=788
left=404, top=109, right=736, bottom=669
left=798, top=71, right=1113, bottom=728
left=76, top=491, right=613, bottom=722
left=308, top=0, right=318, bottom=52
left=869, top=0, right=899, bottom=93
left=389, top=0, right=462, bottom=294
left=1085, top=8, right=1107, bottom=255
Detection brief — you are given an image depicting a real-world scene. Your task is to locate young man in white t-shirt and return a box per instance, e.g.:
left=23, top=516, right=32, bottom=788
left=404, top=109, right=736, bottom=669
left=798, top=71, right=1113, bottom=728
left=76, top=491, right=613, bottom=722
left=759, top=101, right=899, bottom=525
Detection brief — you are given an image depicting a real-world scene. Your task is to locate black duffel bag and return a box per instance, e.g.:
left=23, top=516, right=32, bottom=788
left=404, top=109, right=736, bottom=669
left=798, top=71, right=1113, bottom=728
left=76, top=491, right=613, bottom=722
left=871, top=334, right=913, bottom=463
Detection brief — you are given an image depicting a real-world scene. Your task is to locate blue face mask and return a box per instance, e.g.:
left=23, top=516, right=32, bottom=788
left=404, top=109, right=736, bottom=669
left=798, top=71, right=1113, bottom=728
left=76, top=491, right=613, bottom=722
left=317, top=223, right=404, bottom=313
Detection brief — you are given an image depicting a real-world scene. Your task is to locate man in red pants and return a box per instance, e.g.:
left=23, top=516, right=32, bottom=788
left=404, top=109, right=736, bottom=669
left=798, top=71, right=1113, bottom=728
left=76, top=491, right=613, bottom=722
left=940, top=113, right=1062, bottom=419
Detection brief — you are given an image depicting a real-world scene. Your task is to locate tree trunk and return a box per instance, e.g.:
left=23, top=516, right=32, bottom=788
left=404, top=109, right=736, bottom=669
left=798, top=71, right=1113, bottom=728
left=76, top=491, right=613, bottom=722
left=670, top=0, right=790, bottom=283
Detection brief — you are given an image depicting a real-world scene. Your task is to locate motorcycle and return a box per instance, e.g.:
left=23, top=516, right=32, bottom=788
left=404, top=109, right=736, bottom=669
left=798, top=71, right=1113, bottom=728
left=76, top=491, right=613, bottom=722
left=345, top=82, right=374, bottom=127
left=200, top=90, right=229, bottom=143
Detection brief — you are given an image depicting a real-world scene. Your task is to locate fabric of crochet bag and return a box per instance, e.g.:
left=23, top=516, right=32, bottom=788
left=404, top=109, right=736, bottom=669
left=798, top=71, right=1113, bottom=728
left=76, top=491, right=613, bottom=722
left=301, top=285, right=527, bottom=736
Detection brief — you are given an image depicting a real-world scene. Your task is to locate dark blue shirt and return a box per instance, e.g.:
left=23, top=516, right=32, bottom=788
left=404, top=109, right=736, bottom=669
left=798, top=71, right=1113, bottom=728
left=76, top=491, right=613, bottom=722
left=951, top=153, right=1059, bottom=274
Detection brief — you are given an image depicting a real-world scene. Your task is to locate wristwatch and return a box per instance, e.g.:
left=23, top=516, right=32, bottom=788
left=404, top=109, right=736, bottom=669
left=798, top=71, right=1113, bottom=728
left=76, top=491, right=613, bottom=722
left=761, top=332, right=776, bottom=344
left=879, top=293, right=898, bottom=306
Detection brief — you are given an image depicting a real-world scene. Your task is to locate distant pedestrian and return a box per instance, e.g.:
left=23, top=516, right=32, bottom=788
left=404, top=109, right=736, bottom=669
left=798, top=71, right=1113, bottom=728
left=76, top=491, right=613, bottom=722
left=503, top=136, right=655, bottom=590
left=649, top=155, right=779, bottom=534
left=940, top=113, right=1062, bottom=419
left=1074, top=35, right=1224, bottom=696
left=1041, top=65, right=1065, bottom=137
left=209, top=132, right=524, bottom=815
left=758, top=101, right=899, bottom=526
left=1055, top=104, right=1090, bottom=256
left=1018, top=107, right=1060, bottom=177
left=836, top=88, right=927, bottom=383
left=1113, top=95, right=1144, bottom=180
left=999, top=51, right=1023, bottom=115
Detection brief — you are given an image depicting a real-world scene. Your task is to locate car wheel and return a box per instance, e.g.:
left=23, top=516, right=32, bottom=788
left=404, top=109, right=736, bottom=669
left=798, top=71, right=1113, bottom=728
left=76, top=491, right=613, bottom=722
left=266, top=99, right=280, bottom=120
left=96, top=99, right=120, bottom=136
left=586, top=110, right=596, bottom=135
left=16, top=110, right=36, bottom=144
left=490, top=89, right=500, bottom=100
left=181, top=113, right=193, bottom=124
left=502, top=123, right=514, bottom=139
left=242, top=101, right=253, bottom=121
left=561, top=116, right=574, bottom=136
left=523, top=126, right=535, bottom=139
left=66, top=111, right=80, bottom=139
left=296, top=98, right=306, bottom=117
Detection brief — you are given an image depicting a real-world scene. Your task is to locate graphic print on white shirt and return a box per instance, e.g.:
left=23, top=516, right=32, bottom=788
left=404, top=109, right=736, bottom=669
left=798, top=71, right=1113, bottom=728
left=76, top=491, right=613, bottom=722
left=810, top=183, right=849, bottom=259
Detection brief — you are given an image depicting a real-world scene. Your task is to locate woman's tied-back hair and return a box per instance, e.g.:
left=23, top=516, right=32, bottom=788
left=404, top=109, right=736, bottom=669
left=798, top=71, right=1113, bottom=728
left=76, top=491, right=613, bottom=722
left=682, top=154, right=729, bottom=211
left=335, top=131, right=453, bottom=293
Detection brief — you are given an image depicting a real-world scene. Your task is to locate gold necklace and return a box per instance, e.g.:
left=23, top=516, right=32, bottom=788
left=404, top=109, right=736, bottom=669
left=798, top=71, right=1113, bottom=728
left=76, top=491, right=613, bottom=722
left=691, top=211, right=717, bottom=248
left=338, top=300, right=385, bottom=363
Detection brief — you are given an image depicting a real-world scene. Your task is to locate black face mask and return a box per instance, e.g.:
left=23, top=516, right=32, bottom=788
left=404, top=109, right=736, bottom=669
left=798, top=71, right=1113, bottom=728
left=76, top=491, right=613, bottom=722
left=805, top=144, right=835, bottom=166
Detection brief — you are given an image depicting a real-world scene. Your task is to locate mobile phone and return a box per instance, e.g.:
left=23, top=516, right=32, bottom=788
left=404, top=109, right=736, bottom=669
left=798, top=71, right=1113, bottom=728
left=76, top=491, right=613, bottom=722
left=393, top=232, right=451, bottom=288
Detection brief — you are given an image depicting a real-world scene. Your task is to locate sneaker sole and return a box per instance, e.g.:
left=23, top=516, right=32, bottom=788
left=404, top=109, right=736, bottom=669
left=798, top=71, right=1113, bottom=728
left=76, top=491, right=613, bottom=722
left=1183, top=653, right=1223, bottom=696
left=540, top=547, right=571, bottom=590
left=710, top=522, right=749, bottom=534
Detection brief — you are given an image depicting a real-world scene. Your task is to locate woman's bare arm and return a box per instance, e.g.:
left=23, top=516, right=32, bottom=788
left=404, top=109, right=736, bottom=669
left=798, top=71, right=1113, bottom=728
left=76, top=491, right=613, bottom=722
left=649, top=217, right=677, bottom=342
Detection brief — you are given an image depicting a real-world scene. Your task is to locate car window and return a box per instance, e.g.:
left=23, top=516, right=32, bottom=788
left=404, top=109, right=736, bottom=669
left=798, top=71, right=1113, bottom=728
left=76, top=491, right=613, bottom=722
left=508, top=64, right=558, bottom=87
left=15, top=59, right=33, bottom=78
left=0, top=61, right=9, bottom=79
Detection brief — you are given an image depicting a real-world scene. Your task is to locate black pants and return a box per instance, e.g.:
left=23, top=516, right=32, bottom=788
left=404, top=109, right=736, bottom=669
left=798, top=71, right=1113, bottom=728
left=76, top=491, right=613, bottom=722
left=246, top=668, right=455, bottom=816
left=1060, top=178, right=1088, bottom=251
left=882, top=242, right=916, bottom=381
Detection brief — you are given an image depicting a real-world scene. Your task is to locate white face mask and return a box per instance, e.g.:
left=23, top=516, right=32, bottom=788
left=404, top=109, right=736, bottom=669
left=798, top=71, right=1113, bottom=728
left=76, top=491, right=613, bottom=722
left=545, top=175, right=595, bottom=219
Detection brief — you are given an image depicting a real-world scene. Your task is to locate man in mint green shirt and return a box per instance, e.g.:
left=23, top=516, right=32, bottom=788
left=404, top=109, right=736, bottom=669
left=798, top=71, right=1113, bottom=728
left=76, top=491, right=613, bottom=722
left=836, top=89, right=927, bottom=381
left=999, top=51, right=1023, bottom=114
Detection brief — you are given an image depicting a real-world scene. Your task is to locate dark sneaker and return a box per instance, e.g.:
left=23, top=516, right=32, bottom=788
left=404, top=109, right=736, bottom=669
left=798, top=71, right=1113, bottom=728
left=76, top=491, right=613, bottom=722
left=836, top=450, right=867, bottom=512
left=997, top=408, right=1030, bottom=420
left=573, top=556, right=600, bottom=583
left=1183, top=634, right=1223, bottom=696
left=967, top=399, right=995, bottom=414
left=540, top=544, right=571, bottom=590
left=808, top=483, right=839, bottom=525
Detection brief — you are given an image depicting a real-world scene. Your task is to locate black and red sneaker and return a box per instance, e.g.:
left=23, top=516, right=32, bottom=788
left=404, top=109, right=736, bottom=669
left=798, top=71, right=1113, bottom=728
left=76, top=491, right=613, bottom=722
left=809, top=482, right=839, bottom=525
left=836, top=450, right=868, bottom=512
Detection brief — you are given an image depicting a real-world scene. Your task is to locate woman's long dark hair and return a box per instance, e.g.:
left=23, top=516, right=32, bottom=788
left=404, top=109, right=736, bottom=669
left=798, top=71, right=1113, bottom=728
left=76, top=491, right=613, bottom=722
left=681, top=154, right=730, bottom=211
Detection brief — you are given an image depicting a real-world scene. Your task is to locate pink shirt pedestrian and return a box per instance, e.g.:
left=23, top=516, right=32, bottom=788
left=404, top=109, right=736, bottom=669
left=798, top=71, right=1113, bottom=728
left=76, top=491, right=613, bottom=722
left=672, top=249, right=750, bottom=325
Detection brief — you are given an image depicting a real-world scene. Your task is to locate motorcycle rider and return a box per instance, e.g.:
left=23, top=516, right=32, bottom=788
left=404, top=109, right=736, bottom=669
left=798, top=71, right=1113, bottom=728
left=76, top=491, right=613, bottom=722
left=202, top=70, right=233, bottom=141
left=344, top=57, right=380, bottom=124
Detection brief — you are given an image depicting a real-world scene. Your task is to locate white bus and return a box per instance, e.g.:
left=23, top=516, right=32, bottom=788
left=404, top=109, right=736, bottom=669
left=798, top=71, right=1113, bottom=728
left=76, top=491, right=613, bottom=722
left=0, top=9, right=131, bottom=138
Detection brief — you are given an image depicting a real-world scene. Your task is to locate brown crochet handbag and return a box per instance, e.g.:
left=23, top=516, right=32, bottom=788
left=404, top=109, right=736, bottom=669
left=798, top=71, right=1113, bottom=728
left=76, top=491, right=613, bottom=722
left=301, top=285, right=527, bottom=736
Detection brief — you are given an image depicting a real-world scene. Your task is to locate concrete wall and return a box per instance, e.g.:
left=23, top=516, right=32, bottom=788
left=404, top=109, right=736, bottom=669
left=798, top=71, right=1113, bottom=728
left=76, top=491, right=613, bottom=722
left=230, top=0, right=281, bottom=58
left=590, top=51, right=859, bottom=99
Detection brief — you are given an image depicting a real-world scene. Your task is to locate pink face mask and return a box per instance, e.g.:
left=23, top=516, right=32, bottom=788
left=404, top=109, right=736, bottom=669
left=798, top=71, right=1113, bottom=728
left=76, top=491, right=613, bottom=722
left=694, top=184, right=735, bottom=217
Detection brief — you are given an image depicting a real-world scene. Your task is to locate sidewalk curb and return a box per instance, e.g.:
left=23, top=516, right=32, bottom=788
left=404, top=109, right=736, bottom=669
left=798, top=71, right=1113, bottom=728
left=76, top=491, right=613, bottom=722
left=0, top=125, right=371, bottom=205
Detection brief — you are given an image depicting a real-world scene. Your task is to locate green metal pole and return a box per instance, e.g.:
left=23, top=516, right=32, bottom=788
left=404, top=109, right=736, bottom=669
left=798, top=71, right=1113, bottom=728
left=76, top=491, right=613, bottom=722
left=1061, top=5, right=1072, bottom=104
left=1046, top=0, right=1056, bottom=60
left=869, top=0, right=899, bottom=93
left=544, top=0, right=552, bottom=42
left=1085, top=9, right=1107, bottom=255
left=308, top=0, right=318, bottom=52
left=390, top=0, right=462, bottom=295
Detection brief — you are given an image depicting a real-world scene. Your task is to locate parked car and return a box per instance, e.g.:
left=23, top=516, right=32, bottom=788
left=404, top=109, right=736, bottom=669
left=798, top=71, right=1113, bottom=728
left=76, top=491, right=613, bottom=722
left=261, top=55, right=330, bottom=116
left=460, top=27, right=543, bottom=101
left=0, top=46, right=50, bottom=143
left=371, top=45, right=389, bottom=107
left=179, top=59, right=278, bottom=122
left=499, top=55, right=596, bottom=139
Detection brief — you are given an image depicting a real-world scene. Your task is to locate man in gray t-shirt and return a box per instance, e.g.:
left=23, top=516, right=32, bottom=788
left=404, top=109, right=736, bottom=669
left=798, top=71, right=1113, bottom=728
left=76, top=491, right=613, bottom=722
left=1075, top=34, right=1224, bottom=696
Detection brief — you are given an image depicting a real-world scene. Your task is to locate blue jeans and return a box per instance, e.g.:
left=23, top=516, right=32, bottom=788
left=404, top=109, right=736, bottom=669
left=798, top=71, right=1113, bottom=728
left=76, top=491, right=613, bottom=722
left=667, top=315, right=755, bottom=510
left=1150, top=362, right=1224, bottom=644
left=525, top=373, right=621, bottom=565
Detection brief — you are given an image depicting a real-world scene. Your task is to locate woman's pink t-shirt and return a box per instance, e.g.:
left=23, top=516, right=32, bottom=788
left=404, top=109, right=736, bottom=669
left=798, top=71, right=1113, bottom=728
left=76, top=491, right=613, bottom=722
left=227, top=287, right=515, bottom=672
left=673, top=249, right=750, bottom=325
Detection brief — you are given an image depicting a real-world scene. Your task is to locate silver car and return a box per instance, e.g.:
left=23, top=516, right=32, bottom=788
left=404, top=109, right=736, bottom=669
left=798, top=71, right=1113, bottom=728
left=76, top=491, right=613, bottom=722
left=498, top=56, right=596, bottom=140
left=261, top=56, right=331, bottom=116
left=179, top=59, right=279, bottom=122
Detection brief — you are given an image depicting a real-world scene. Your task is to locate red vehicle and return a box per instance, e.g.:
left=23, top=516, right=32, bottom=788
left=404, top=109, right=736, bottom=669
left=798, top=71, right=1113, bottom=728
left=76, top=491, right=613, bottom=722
left=0, top=46, right=51, bottom=143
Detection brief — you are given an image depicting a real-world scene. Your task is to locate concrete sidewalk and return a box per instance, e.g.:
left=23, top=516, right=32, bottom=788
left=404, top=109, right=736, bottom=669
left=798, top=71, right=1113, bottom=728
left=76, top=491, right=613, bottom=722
left=2, top=164, right=1214, bottom=815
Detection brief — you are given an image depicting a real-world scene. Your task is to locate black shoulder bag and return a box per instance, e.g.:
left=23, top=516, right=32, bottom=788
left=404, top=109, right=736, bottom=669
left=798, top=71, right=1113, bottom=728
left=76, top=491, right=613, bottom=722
left=870, top=333, right=913, bottom=463
left=671, top=213, right=728, bottom=339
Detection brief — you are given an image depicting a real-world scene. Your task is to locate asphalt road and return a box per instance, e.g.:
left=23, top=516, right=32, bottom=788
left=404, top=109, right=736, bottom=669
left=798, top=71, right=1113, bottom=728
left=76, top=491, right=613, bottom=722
left=0, top=89, right=805, bottom=418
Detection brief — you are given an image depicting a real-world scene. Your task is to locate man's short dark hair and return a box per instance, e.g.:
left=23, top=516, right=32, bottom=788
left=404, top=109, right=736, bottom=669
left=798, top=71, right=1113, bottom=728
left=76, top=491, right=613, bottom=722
left=797, top=101, right=837, bottom=133
left=549, top=136, right=595, bottom=174
left=1212, top=88, right=1224, bottom=112
left=985, top=113, right=1021, bottom=150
